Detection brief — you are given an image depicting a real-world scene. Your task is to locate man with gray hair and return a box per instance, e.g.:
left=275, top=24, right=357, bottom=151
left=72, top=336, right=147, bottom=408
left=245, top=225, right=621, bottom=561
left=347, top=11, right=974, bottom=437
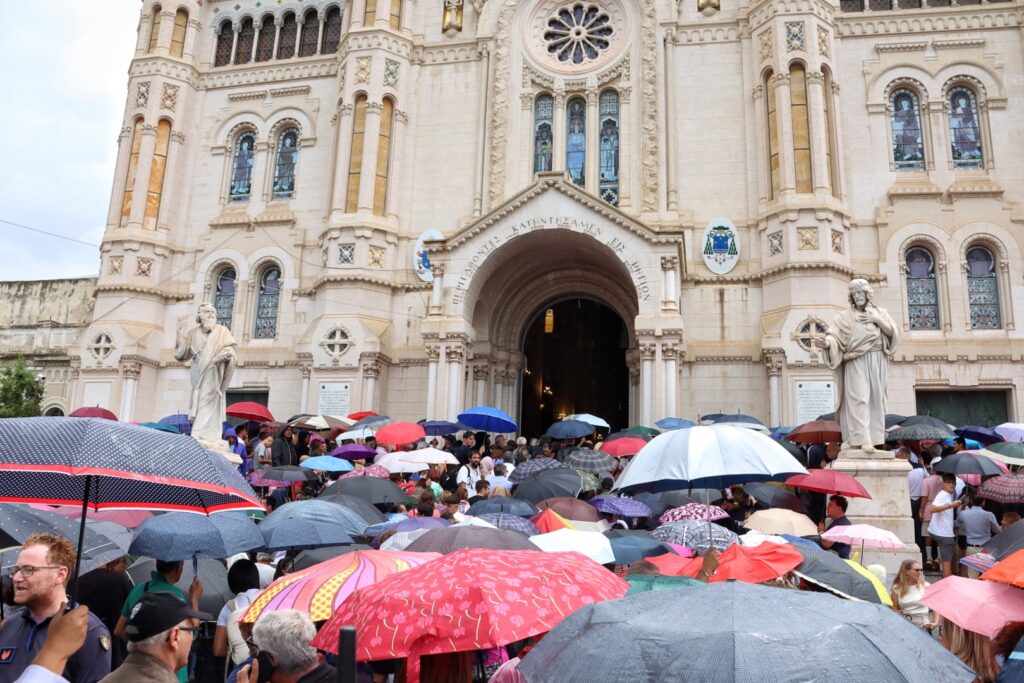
left=236, top=611, right=333, bottom=683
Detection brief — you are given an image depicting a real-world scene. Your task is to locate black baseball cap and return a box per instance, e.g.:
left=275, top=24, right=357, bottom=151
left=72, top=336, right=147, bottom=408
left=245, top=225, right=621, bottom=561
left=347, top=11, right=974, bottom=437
left=125, top=592, right=211, bottom=642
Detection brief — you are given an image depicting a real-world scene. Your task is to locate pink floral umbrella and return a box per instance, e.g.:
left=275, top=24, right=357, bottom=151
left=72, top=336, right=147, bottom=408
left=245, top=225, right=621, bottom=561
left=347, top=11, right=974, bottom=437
left=660, top=502, right=729, bottom=524
left=339, top=464, right=391, bottom=479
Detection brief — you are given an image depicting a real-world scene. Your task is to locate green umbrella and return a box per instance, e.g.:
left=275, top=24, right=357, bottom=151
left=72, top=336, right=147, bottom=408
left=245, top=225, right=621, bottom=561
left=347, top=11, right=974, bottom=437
left=625, top=425, right=660, bottom=438
left=987, top=442, right=1024, bottom=465
left=138, top=421, right=180, bottom=434
left=625, top=573, right=704, bottom=595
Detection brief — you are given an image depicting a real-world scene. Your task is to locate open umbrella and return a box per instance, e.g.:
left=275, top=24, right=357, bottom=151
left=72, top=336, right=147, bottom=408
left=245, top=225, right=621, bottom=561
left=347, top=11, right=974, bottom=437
left=567, top=413, right=611, bottom=430
left=888, top=423, right=955, bottom=442
left=659, top=503, right=729, bottom=523
left=604, top=530, right=675, bottom=564
left=980, top=549, right=1024, bottom=589
left=565, top=448, right=616, bottom=474
left=513, top=469, right=585, bottom=503
left=310, top=549, right=629, bottom=683
left=651, top=520, right=738, bottom=553
left=367, top=516, right=447, bottom=545
left=419, top=420, right=465, bottom=436
left=921, top=575, right=1024, bottom=639
left=535, top=496, right=602, bottom=522
left=334, top=465, right=391, bottom=481
left=69, top=407, right=118, bottom=420
left=529, top=529, right=614, bottom=564
left=347, top=410, right=379, bottom=421
left=995, top=423, right=1024, bottom=443
left=289, top=414, right=353, bottom=431
left=327, top=476, right=408, bottom=506
left=507, top=457, right=566, bottom=483
left=138, top=421, right=179, bottom=434
left=226, top=401, right=274, bottom=422
left=42, top=506, right=153, bottom=529
left=785, top=469, right=872, bottom=499
left=519, top=581, right=972, bottom=683
left=625, top=573, right=702, bottom=594
left=655, top=417, right=695, bottom=431
left=258, top=500, right=358, bottom=550
left=476, top=513, right=539, bottom=536
left=249, top=465, right=318, bottom=487
left=589, top=496, right=651, bottom=518
left=0, top=505, right=129, bottom=574
left=128, top=511, right=264, bottom=561
left=466, top=497, right=539, bottom=518
left=984, top=442, right=1024, bottom=466
left=373, top=452, right=429, bottom=474
left=791, top=544, right=886, bottom=604
left=821, top=524, right=904, bottom=551
left=457, top=406, right=517, bottom=433
left=531, top=508, right=574, bottom=534
left=299, top=456, right=355, bottom=473
left=375, top=421, right=426, bottom=446
left=984, top=519, right=1024, bottom=560
left=744, top=509, right=817, bottom=537
left=330, top=443, right=377, bottom=461
left=400, top=447, right=459, bottom=466
left=405, top=525, right=537, bottom=553
left=954, top=425, right=1005, bottom=446
left=158, top=414, right=193, bottom=435
left=316, top=493, right=389, bottom=525
left=241, top=549, right=438, bottom=623
left=292, top=544, right=373, bottom=571
left=350, top=414, right=392, bottom=429
left=744, top=482, right=807, bottom=513
left=127, top=557, right=233, bottom=617
left=933, top=451, right=1004, bottom=477
left=545, top=419, right=595, bottom=440
left=978, top=474, right=1024, bottom=505
left=645, top=542, right=803, bottom=584
left=598, top=437, right=648, bottom=457
left=786, top=420, right=842, bottom=445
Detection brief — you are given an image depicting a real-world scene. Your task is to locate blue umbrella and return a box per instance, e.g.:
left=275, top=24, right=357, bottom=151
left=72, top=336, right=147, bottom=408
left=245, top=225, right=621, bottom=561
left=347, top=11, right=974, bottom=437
left=477, top=513, right=539, bottom=536
left=363, top=513, right=413, bottom=537
left=605, top=532, right=675, bottom=564
left=955, top=425, right=1005, bottom=446
left=159, top=413, right=193, bottom=435
left=545, top=419, right=594, bottom=440
left=258, top=500, right=357, bottom=550
left=457, top=406, right=518, bottom=433
left=129, top=511, right=264, bottom=561
left=466, top=497, right=539, bottom=518
left=138, top=421, right=180, bottom=434
left=300, top=456, right=355, bottom=472
left=351, top=414, right=392, bottom=429
left=655, top=418, right=695, bottom=431
left=942, top=437, right=982, bottom=450
left=419, top=420, right=466, bottom=436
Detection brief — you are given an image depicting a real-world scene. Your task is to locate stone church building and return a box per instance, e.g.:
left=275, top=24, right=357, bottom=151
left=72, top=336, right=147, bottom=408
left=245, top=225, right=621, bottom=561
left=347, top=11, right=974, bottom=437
left=7, top=0, right=1024, bottom=435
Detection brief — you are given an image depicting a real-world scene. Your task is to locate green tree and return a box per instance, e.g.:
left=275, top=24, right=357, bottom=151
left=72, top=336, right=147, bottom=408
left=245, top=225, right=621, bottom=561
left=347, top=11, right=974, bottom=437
left=0, top=358, right=45, bottom=418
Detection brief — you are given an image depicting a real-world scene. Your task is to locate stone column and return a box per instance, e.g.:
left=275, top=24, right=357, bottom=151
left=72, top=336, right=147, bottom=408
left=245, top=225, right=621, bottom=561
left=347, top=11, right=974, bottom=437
left=474, top=46, right=491, bottom=216
left=752, top=83, right=770, bottom=201
left=329, top=103, right=355, bottom=219
left=157, top=131, right=186, bottom=233
left=429, top=264, right=445, bottom=315
left=387, top=109, right=408, bottom=218
left=628, top=365, right=640, bottom=425
left=473, top=365, right=488, bottom=407
left=251, top=140, right=272, bottom=203
left=663, top=30, right=678, bottom=210
left=362, top=354, right=381, bottom=410
left=639, top=342, right=656, bottom=426
left=492, top=368, right=504, bottom=411
left=271, top=17, right=283, bottom=61
left=127, top=124, right=158, bottom=229
left=119, top=362, right=141, bottom=423
left=229, top=22, right=240, bottom=65
left=425, top=341, right=440, bottom=420
left=660, top=255, right=679, bottom=312
left=108, top=124, right=136, bottom=227
left=764, top=351, right=784, bottom=427
left=585, top=90, right=599, bottom=195
left=184, top=19, right=202, bottom=60
left=299, top=365, right=311, bottom=414
left=618, top=86, right=632, bottom=208
left=357, top=101, right=383, bottom=212
left=772, top=73, right=797, bottom=193
left=806, top=71, right=831, bottom=195
left=552, top=93, right=566, bottom=173
left=662, top=342, right=679, bottom=419
left=445, top=343, right=465, bottom=420
left=158, top=10, right=176, bottom=54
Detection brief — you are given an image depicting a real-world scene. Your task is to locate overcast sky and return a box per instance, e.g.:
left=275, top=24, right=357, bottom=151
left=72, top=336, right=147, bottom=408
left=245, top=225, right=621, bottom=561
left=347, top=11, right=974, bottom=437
left=0, top=2, right=139, bottom=281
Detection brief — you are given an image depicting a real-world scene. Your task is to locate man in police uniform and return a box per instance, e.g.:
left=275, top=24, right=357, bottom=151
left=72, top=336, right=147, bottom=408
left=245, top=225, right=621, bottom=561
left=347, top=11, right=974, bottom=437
left=0, top=533, right=111, bottom=683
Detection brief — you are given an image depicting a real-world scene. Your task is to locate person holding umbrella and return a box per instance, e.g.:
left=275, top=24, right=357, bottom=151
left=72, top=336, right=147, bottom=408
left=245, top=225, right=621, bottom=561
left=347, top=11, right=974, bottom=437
left=818, top=495, right=853, bottom=560
left=0, top=533, right=112, bottom=683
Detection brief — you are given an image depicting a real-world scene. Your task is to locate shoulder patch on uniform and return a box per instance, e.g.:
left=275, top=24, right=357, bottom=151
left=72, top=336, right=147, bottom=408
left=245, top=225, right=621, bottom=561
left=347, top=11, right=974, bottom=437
left=99, top=635, right=110, bottom=651
left=0, top=647, right=16, bottom=663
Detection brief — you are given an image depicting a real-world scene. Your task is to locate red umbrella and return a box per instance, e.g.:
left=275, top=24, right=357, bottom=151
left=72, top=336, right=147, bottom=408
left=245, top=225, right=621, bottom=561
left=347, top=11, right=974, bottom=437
left=786, top=420, right=842, bottom=444
left=69, top=406, right=118, bottom=421
left=311, top=548, right=628, bottom=681
left=645, top=542, right=803, bottom=584
left=375, top=421, right=426, bottom=446
left=348, top=410, right=379, bottom=421
left=785, top=469, right=872, bottom=499
left=598, top=437, right=648, bottom=457
left=226, top=401, right=274, bottom=422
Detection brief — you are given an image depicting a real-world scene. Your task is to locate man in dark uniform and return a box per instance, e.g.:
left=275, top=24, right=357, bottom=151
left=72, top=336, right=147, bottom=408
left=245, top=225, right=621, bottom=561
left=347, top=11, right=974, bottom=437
left=0, top=533, right=111, bottom=683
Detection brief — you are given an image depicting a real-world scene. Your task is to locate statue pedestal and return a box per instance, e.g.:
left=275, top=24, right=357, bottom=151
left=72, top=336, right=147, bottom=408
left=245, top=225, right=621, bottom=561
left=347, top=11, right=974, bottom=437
left=829, top=449, right=919, bottom=577
left=193, top=436, right=243, bottom=466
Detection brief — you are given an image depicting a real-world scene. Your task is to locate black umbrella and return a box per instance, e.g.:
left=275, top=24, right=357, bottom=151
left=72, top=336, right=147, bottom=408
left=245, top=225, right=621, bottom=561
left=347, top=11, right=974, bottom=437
left=508, top=458, right=567, bottom=484
left=792, top=545, right=884, bottom=604
left=774, top=439, right=808, bottom=467
left=128, top=511, right=264, bottom=561
left=887, top=424, right=955, bottom=442
left=325, top=477, right=408, bottom=506
left=404, top=526, right=537, bottom=553
left=933, top=452, right=1004, bottom=477
left=0, top=505, right=128, bottom=573
left=657, top=489, right=725, bottom=508
left=602, top=530, right=674, bottom=564
left=984, top=519, right=1024, bottom=561
left=259, top=501, right=359, bottom=550
left=744, top=482, right=807, bottom=514
left=293, top=544, right=373, bottom=571
left=512, top=469, right=585, bottom=504
left=818, top=413, right=906, bottom=429
left=127, top=557, right=233, bottom=618
left=253, top=465, right=319, bottom=483
left=544, top=420, right=594, bottom=440
left=466, top=497, right=539, bottom=518
left=900, top=415, right=953, bottom=430
left=316, top=492, right=388, bottom=525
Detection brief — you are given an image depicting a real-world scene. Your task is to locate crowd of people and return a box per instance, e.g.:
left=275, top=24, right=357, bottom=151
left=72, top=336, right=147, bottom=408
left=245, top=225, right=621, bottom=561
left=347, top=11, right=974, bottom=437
left=2, top=422, right=1023, bottom=683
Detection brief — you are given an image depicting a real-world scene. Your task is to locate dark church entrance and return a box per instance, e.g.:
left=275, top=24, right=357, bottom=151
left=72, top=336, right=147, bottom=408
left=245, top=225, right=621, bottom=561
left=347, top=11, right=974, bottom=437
left=519, top=298, right=629, bottom=439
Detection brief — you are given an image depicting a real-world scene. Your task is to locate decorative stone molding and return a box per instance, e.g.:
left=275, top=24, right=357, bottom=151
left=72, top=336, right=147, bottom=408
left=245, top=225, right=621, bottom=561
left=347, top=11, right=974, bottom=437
left=135, top=257, right=154, bottom=277
left=817, top=26, right=830, bottom=58
left=199, top=61, right=337, bottom=90
left=638, top=0, right=658, bottom=212
left=383, top=59, right=400, bottom=87
left=683, top=262, right=886, bottom=285
left=639, top=343, right=656, bottom=360
left=797, top=227, right=819, bottom=251
left=121, top=361, right=142, bottom=380
left=486, top=0, right=521, bottom=207
left=270, top=85, right=313, bottom=98
left=425, top=342, right=441, bottom=361
left=831, top=229, right=844, bottom=255
left=662, top=342, right=679, bottom=361
left=763, top=349, right=785, bottom=376
left=445, top=345, right=466, bottom=362
left=768, top=231, right=783, bottom=256
left=660, top=256, right=678, bottom=271
left=472, top=365, right=489, bottom=381
left=354, top=57, right=372, bottom=84
left=108, top=256, right=123, bottom=276
left=136, top=81, right=151, bottom=107
left=785, top=21, right=805, bottom=52
left=837, top=10, right=1019, bottom=39
left=160, top=83, right=179, bottom=111
left=758, top=28, right=773, bottom=62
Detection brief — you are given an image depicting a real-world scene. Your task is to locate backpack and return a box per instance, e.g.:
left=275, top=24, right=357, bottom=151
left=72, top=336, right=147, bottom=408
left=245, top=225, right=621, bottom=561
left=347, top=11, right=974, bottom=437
left=440, top=464, right=459, bottom=492
left=223, top=597, right=251, bottom=674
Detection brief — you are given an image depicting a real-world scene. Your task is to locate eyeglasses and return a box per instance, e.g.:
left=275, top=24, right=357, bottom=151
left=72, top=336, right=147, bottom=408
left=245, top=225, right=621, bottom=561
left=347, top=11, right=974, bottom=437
left=8, top=565, right=61, bottom=578
left=909, top=567, right=922, bottom=572
left=177, top=625, right=201, bottom=637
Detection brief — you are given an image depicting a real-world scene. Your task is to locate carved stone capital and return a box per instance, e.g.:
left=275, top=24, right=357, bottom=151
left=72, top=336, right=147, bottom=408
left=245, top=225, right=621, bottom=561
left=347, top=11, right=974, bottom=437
left=639, top=343, right=657, bottom=360
left=121, top=361, right=142, bottom=380
left=807, top=71, right=825, bottom=86
left=366, top=101, right=384, bottom=114
left=445, top=345, right=465, bottom=362
left=425, top=343, right=441, bottom=361
left=472, top=365, right=489, bottom=381
left=662, top=343, right=679, bottom=360
left=660, top=255, right=679, bottom=271
left=431, top=263, right=445, bottom=278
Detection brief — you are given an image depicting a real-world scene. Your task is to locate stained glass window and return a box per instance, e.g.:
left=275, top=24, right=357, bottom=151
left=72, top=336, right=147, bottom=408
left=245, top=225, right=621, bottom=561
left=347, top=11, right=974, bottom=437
left=255, top=16, right=275, bottom=62
left=235, top=18, right=255, bottom=64
left=277, top=13, right=298, bottom=59
left=229, top=133, right=256, bottom=202
left=214, top=21, right=234, bottom=66
left=215, top=268, right=236, bottom=329
left=566, top=98, right=586, bottom=187
left=322, top=7, right=343, bottom=53
left=544, top=3, right=612, bottom=65
left=347, top=96, right=367, bottom=213
left=905, top=247, right=939, bottom=330
left=766, top=70, right=780, bottom=198
left=967, top=247, right=1000, bottom=329
left=272, top=129, right=300, bottom=199
left=298, top=10, right=319, bottom=57
left=149, top=6, right=162, bottom=53
left=533, top=95, right=553, bottom=173
left=948, top=87, right=983, bottom=169
left=120, top=119, right=143, bottom=227
left=891, top=89, right=925, bottom=170
left=144, top=120, right=172, bottom=230
left=339, top=244, right=355, bottom=264
left=598, top=90, right=619, bottom=206
left=170, top=10, right=188, bottom=57
left=255, top=267, right=282, bottom=339
left=790, top=64, right=812, bottom=193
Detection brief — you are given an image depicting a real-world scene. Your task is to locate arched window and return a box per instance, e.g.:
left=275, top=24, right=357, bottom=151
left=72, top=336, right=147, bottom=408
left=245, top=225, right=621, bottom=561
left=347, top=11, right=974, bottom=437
left=948, top=86, right=984, bottom=169
left=790, top=63, right=812, bottom=193
left=214, top=20, right=234, bottom=66
left=254, top=266, right=282, bottom=339
left=390, top=0, right=402, bottom=29
left=148, top=6, right=162, bottom=53
left=278, top=13, right=298, bottom=59
left=765, top=70, right=780, bottom=198
left=346, top=95, right=367, bottom=212
left=272, top=128, right=300, bottom=200
left=823, top=67, right=839, bottom=197
left=533, top=95, right=553, bottom=173
left=905, top=247, right=939, bottom=331
left=298, top=10, right=319, bottom=57
left=119, top=119, right=143, bottom=226
left=170, top=9, right=188, bottom=57
left=235, top=17, right=255, bottom=64
left=967, top=246, right=1000, bottom=330
left=565, top=97, right=586, bottom=187
left=144, top=120, right=172, bottom=230
left=890, top=88, right=925, bottom=170
left=322, top=7, right=343, bottom=53
left=363, top=0, right=377, bottom=26
left=374, top=99, right=395, bottom=216
left=229, top=132, right=257, bottom=202
left=255, top=16, right=275, bottom=62
left=214, top=267, right=237, bottom=329
left=598, top=90, right=619, bottom=206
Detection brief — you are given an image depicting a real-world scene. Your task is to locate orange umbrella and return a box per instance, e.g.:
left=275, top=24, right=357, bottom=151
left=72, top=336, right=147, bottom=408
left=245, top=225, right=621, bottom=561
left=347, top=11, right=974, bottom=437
left=981, top=549, right=1024, bottom=589
left=645, top=543, right=803, bottom=584
left=531, top=508, right=574, bottom=533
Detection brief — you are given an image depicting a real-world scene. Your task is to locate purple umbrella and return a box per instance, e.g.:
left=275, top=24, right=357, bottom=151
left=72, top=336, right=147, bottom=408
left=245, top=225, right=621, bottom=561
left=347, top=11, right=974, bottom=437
left=330, top=443, right=377, bottom=461
left=477, top=513, right=540, bottom=536
left=955, top=425, right=1005, bottom=446
left=589, top=496, right=653, bottom=518
left=509, top=458, right=566, bottom=484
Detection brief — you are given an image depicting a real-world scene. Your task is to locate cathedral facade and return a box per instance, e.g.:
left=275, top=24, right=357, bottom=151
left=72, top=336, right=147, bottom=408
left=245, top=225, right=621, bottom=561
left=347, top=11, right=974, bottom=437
left=38, top=0, right=1024, bottom=431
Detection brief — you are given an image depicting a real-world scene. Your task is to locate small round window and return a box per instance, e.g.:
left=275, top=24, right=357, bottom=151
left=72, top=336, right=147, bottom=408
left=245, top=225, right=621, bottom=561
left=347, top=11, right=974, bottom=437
left=544, top=3, right=613, bottom=65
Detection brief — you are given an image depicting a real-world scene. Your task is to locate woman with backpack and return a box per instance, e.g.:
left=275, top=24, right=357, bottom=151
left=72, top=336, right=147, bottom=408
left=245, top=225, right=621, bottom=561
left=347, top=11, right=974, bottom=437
left=213, top=559, right=263, bottom=676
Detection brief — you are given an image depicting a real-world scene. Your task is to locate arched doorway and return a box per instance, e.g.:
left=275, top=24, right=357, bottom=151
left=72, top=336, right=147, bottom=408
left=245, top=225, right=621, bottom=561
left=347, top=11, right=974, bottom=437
left=519, top=298, right=629, bottom=438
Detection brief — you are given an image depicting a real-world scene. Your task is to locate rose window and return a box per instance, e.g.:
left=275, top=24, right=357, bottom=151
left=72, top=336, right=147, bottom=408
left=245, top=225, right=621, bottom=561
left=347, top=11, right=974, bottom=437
left=544, top=3, right=613, bottom=65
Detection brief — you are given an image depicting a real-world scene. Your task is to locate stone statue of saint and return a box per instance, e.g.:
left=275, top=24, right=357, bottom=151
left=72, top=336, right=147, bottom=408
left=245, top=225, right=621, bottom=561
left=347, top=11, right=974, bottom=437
left=174, top=303, right=237, bottom=445
left=813, top=279, right=901, bottom=453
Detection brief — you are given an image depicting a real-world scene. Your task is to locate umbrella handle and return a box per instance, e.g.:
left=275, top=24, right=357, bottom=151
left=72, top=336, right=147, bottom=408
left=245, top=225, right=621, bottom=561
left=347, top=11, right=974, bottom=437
left=69, top=475, right=92, bottom=605
left=337, top=626, right=356, bottom=683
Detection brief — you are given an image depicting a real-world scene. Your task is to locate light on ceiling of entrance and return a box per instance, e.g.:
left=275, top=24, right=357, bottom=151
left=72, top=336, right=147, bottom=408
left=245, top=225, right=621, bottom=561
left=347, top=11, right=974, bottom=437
left=543, top=385, right=553, bottom=396
left=544, top=308, right=554, bottom=334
